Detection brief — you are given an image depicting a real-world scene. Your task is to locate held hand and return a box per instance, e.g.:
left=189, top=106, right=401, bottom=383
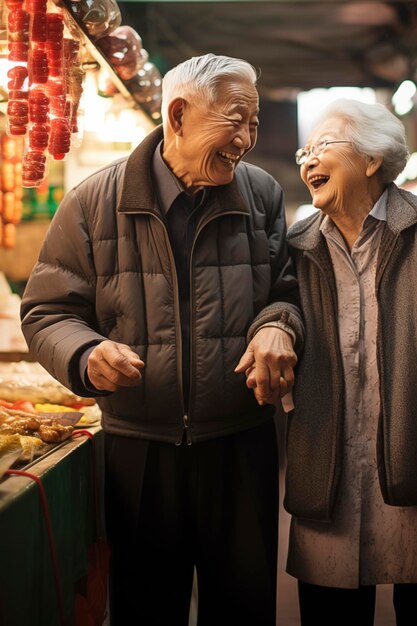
left=235, top=327, right=297, bottom=406
left=87, top=340, right=145, bottom=392
left=244, top=364, right=282, bottom=407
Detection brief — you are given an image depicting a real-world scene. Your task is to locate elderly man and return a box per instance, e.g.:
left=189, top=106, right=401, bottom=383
left=21, top=53, right=303, bottom=626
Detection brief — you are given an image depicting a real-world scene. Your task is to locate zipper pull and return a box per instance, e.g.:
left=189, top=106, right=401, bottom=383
left=183, top=414, right=192, bottom=446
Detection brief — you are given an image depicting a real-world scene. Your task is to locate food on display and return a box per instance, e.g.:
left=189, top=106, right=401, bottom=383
left=0, top=433, right=21, bottom=454
left=46, top=12, right=64, bottom=78
left=0, top=135, right=24, bottom=248
left=1, top=406, right=77, bottom=439
left=0, top=411, right=69, bottom=466
left=15, top=434, right=46, bottom=461
left=2, top=0, right=162, bottom=250
left=5, top=0, right=86, bottom=190
left=0, top=433, right=24, bottom=478
left=0, top=361, right=97, bottom=407
left=31, top=9, right=48, bottom=43
left=21, top=149, right=47, bottom=186
left=0, top=399, right=36, bottom=412
left=48, top=117, right=71, bottom=160
left=34, top=402, right=101, bottom=425
left=65, top=0, right=121, bottom=40
left=29, top=48, right=49, bottom=84
left=6, top=90, right=29, bottom=136
left=97, top=25, right=147, bottom=81
left=28, top=122, right=50, bottom=151
left=7, top=7, right=30, bottom=62
left=0, top=361, right=101, bottom=470
left=0, top=397, right=100, bottom=426
left=0, top=408, right=92, bottom=466
left=0, top=362, right=100, bottom=428
left=127, top=61, right=162, bottom=117
left=28, top=88, right=49, bottom=125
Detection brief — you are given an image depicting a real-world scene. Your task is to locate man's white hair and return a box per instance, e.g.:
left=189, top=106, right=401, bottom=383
left=161, top=53, right=258, bottom=123
left=314, top=98, right=409, bottom=183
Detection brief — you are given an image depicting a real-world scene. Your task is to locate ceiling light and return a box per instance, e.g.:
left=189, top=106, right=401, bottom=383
left=392, top=80, right=416, bottom=116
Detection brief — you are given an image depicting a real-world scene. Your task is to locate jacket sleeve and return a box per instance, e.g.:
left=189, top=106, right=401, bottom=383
left=246, top=172, right=304, bottom=354
left=20, top=186, right=108, bottom=397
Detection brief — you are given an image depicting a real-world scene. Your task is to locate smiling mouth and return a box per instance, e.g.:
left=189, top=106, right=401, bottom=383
left=217, top=151, right=240, bottom=166
left=309, top=174, right=329, bottom=189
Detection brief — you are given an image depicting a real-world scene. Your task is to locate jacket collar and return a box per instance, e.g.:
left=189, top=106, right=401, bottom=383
left=117, top=125, right=250, bottom=218
left=204, top=173, right=251, bottom=218
left=385, top=183, right=417, bottom=233
left=288, top=183, right=417, bottom=251
left=118, top=125, right=163, bottom=214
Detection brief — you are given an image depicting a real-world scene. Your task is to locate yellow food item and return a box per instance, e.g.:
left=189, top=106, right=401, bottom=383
left=0, top=434, right=23, bottom=478
left=19, top=435, right=44, bottom=454
left=35, top=403, right=90, bottom=426
left=35, top=403, right=76, bottom=413
left=0, top=433, right=22, bottom=455
left=18, top=435, right=47, bottom=462
left=34, top=403, right=101, bottom=426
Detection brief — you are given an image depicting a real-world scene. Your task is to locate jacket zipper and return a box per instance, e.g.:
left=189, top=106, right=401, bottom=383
left=148, top=209, right=248, bottom=446
left=186, top=210, right=247, bottom=445
left=183, top=413, right=192, bottom=445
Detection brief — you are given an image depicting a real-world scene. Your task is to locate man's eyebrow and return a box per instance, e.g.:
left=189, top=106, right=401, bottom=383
left=227, top=104, right=260, bottom=117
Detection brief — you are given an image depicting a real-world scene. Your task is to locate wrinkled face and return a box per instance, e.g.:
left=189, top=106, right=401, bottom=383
left=300, top=117, right=372, bottom=217
left=174, top=79, right=259, bottom=191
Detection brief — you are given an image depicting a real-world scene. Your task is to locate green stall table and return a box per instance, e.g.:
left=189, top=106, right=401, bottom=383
left=0, top=426, right=106, bottom=626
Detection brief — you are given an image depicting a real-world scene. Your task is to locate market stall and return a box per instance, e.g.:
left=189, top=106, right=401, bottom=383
left=0, top=0, right=159, bottom=620
left=0, top=359, right=106, bottom=626
left=0, top=425, right=106, bottom=626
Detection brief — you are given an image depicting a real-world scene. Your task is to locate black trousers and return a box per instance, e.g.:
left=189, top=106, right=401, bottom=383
left=104, top=419, right=279, bottom=626
left=298, top=580, right=417, bottom=626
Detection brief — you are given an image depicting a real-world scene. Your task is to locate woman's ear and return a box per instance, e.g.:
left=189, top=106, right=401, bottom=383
left=167, top=97, right=186, bottom=135
left=366, top=156, right=383, bottom=177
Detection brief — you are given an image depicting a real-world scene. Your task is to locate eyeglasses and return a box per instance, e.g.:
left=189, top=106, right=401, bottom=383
left=295, top=140, right=351, bottom=165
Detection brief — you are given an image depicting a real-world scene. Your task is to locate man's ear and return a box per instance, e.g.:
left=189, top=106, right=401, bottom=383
left=167, top=97, right=186, bottom=135
left=366, top=156, right=383, bottom=177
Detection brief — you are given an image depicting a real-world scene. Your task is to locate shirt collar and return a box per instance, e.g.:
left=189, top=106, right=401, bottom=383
left=369, top=187, right=388, bottom=222
left=152, top=140, right=186, bottom=217
left=320, top=187, right=388, bottom=236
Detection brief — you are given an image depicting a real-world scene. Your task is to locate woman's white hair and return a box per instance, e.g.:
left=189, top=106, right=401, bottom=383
left=161, top=53, right=258, bottom=123
left=314, top=98, right=409, bottom=183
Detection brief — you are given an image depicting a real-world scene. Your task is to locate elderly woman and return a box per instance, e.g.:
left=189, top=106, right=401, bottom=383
left=285, top=98, right=417, bottom=626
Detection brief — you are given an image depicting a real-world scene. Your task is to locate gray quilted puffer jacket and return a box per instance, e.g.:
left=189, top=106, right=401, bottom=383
left=21, top=126, right=303, bottom=444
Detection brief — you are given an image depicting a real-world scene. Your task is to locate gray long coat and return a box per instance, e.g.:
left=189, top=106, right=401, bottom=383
left=285, top=183, right=417, bottom=520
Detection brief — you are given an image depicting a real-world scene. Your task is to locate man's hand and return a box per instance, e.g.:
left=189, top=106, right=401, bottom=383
left=234, top=327, right=297, bottom=406
left=87, top=340, right=145, bottom=392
